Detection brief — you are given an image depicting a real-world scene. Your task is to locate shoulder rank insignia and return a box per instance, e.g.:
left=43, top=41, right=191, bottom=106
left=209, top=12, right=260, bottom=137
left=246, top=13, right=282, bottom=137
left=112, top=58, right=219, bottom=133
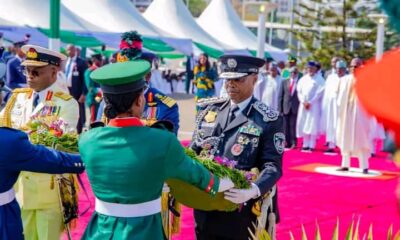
left=12, top=88, right=32, bottom=94
left=54, top=91, right=73, bottom=101
left=204, top=110, right=217, bottom=123
left=155, top=93, right=176, bottom=108
left=253, top=101, right=279, bottom=122
left=197, top=97, right=228, bottom=108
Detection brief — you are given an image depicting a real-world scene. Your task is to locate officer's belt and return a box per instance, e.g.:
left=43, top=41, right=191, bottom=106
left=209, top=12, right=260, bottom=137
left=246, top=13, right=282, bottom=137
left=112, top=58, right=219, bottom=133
left=0, top=188, right=15, bottom=206
left=95, top=197, right=161, bottom=218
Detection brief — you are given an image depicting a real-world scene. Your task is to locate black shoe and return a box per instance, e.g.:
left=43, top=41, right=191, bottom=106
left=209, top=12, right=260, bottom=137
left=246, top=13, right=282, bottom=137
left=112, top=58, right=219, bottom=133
left=337, top=167, right=349, bottom=172
left=302, top=147, right=310, bottom=151
left=325, top=148, right=334, bottom=153
left=309, top=148, right=315, bottom=152
left=362, top=169, right=369, bottom=174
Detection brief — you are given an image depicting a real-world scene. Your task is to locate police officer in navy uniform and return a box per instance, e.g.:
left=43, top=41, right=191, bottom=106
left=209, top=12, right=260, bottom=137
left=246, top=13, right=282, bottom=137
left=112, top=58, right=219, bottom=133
left=0, top=127, right=84, bottom=240
left=191, top=55, right=284, bottom=240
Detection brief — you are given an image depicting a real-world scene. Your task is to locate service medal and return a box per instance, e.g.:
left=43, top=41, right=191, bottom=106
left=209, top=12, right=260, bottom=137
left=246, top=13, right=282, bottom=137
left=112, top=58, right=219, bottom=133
left=204, top=111, right=217, bottom=123
left=231, top=143, right=243, bottom=156
left=252, top=137, right=259, bottom=147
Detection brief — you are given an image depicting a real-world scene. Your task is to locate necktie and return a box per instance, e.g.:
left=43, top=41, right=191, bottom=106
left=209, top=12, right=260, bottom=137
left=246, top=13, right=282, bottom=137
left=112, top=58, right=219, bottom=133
left=228, top=105, right=239, bottom=124
left=32, top=93, right=40, bottom=109
left=289, top=79, right=294, bottom=95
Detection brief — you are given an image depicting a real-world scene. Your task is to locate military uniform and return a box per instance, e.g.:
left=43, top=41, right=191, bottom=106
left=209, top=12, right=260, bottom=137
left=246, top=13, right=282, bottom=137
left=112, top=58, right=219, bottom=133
left=191, top=55, right=284, bottom=240
left=143, top=87, right=180, bottom=134
left=0, top=128, right=84, bottom=240
left=80, top=60, right=225, bottom=240
left=0, top=45, right=79, bottom=240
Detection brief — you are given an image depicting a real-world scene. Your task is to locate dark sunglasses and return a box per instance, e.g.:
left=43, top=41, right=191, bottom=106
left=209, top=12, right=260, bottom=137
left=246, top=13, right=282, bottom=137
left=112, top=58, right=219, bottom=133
left=23, top=66, right=47, bottom=77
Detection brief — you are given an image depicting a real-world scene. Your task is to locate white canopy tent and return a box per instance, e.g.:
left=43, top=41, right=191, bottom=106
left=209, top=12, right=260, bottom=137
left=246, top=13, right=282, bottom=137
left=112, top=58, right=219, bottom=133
left=0, top=17, right=48, bottom=47
left=0, top=0, right=105, bottom=32
left=143, top=0, right=234, bottom=57
left=62, top=0, right=193, bottom=55
left=63, top=0, right=160, bottom=36
left=197, top=0, right=287, bottom=62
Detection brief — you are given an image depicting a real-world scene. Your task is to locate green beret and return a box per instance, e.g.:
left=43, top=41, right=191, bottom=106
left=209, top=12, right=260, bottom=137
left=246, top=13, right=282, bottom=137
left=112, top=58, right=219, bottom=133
left=90, top=60, right=151, bottom=94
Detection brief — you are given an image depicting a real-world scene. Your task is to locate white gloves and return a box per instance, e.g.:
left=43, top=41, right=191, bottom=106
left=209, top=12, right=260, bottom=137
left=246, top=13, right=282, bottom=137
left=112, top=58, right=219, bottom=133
left=162, top=183, right=170, bottom=192
left=218, top=177, right=235, bottom=192
left=224, top=183, right=260, bottom=204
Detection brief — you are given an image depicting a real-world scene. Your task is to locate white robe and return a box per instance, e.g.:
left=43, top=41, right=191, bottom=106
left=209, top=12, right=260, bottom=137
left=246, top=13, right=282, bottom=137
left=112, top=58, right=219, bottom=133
left=150, top=69, right=165, bottom=92
left=296, top=73, right=325, bottom=137
left=321, top=73, right=340, bottom=143
left=254, top=74, right=282, bottom=110
left=336, top=74, right=371, bottom=154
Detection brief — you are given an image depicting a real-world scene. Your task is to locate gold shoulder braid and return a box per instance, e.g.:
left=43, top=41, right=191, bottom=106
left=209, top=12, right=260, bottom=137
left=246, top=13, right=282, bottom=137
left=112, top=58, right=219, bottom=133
left=0, top=88, right=32, bottom=127
left=155, top=93, right=176, bottom=108
left=54, top=91, right=73, bottom=101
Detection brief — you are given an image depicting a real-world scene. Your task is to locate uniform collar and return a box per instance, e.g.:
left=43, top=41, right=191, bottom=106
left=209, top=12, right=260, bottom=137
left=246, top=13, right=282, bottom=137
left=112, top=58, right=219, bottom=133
left=108, top=117, right=143, bottom=127
left=33, top=82, right=63, bottom=102
left=230, top=96, right=252, bottom=112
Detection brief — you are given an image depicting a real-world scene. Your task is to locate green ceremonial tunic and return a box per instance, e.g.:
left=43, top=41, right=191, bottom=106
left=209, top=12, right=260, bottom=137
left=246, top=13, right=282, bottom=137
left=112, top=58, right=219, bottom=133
left=79, top=118, right=219, bottom=240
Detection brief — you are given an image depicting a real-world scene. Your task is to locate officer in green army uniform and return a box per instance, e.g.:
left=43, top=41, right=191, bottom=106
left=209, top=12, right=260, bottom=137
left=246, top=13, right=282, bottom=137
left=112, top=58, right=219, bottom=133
left=79, top=60, right=234, bottom=239
left=191, top=55, right=284, bottom=240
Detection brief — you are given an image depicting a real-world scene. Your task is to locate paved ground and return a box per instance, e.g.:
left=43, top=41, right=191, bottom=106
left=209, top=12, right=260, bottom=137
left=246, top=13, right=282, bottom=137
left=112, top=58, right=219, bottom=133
left=171, top=93, right=197, bottom=140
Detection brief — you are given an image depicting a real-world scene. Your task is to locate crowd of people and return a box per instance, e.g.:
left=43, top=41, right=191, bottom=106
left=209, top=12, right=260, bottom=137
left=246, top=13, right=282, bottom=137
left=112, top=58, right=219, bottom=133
left=0, top=31, right=389, bottom=240
left=231, top=56, right=386, bottom=174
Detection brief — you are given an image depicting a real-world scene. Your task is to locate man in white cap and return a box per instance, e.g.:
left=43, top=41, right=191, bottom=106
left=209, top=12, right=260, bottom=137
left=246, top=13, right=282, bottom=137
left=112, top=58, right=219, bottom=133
left=0, top=45, right=79, bottom=240
left=296, top=61, right=325, bottom=151
left=254, top=62, right=283, bottom=111
left=336, top=58, right=371, bottom=174
left=321, top=60, right=347, bottom=152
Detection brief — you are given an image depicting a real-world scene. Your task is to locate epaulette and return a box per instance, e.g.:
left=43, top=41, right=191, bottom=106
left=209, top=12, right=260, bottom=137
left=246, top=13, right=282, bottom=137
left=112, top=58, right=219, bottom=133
left=54, top=91, right=73, bottom=101
left=12, top=88, right=32, bottom=94
left=253, top=101, right=279, bottom=122
left=197, top=97, right=228, bottom=108
left=155, top=93, right=176, bottom=108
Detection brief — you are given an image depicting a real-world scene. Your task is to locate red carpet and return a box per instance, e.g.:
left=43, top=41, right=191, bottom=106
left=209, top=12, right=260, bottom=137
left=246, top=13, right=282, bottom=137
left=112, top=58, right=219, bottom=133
left=69, top=143, right=400, bottom=239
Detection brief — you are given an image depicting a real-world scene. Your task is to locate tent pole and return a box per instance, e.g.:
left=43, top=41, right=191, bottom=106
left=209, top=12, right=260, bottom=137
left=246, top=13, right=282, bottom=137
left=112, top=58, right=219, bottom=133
left=257, top=6, right=266, bottom=58
left=49, top=0, right=60, bottom=51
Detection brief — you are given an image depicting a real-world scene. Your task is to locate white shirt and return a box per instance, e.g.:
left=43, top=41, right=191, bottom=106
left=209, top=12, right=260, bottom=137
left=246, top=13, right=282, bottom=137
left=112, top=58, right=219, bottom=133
left=230, top=96, right=252, bottom=117
left=65, top=56, right=77, bottom=87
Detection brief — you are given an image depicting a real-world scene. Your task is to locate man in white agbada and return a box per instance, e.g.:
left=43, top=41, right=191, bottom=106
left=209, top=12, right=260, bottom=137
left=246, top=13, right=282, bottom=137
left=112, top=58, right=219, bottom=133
left=324, top=57, right=339, bottom=79
left=321, top=60, right=347, bottom=152
left=296, top=61, right=325, bottom=151
left=253, top=62, right=283, bottom=110
left=336, top=58, right=371, bottom=174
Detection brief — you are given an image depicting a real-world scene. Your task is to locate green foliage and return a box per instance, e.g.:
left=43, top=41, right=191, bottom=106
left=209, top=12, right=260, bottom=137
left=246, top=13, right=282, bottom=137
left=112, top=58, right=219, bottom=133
left=291, top=0, right=390, bottom=68
left=186, top=0, right=207, bottom=18
left=184, top=148, right=251, bottom=189
left=345, top=217, right=354, bottom=240
left=29, top=131, right=79, bottom=153
left=249, top=218, right=398, bottom=240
